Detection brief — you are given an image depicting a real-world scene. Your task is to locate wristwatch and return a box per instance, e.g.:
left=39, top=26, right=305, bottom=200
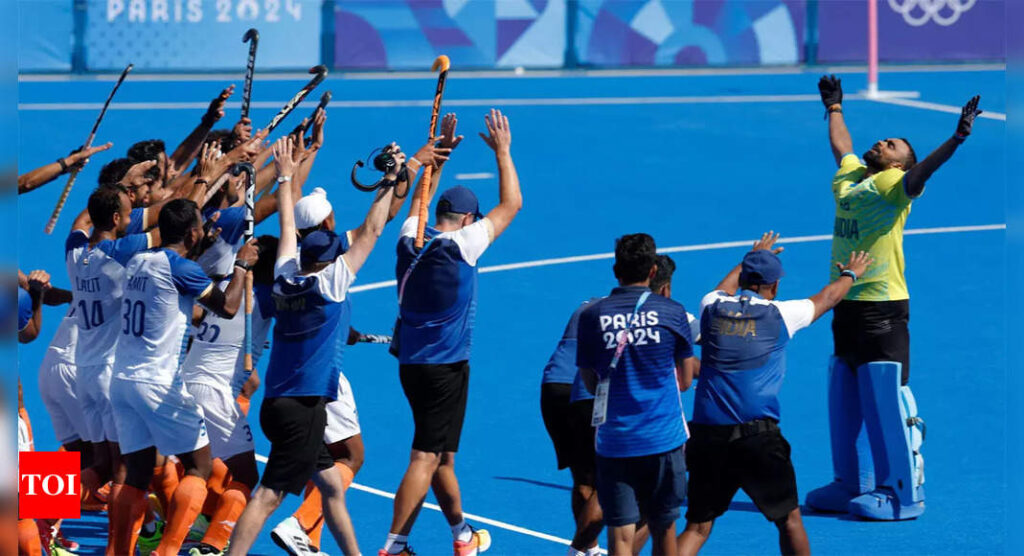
left=234, top=259, right=251, bottom=271
left=277, top=175, right=292, bottom=184
left=839, top=269, right=857, bottom=281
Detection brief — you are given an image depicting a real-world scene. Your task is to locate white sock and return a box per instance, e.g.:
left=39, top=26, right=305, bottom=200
left=383, top=533, right=408, bottom=554
left=451, top=520, right=473, bottom=542
left=567, top=547, right=587, bottom=556
left=584, top=546, right=602, bottom=556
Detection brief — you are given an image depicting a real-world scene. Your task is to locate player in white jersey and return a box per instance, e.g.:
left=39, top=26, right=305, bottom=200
left=180, top=235, right=278, bottom=555
left=65, top=184, right=157, bottom=514
left=107, top=198, right=258, bottom=556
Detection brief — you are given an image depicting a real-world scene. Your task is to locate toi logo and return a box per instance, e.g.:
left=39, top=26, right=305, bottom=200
left=19, top=452, right=80, bottom=519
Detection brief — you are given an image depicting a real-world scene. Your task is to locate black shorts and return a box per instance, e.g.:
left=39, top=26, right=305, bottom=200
left=596, top=445, right=686, bottom=527
left=685, top=420, right=798, bottom=524
left=259, top=396, right=334, bottom=495
left=400, top=361, right=470, bottom=453
left=540, top=384, right=596, bottom=485
left=832, top=299, right=910, bottom=384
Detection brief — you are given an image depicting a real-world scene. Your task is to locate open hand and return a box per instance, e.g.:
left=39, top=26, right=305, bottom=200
left=272, top=137, right=298, bottom=177
left=752, top=231, right=784, bottom=255
left=67, top=142, right=113, bottom=171
left=310, top=108, right=327, bottom=151
left=837, top=250, right=874, bottom=278
left=479, top=109, right=511, bottom=153
left=438, top=113, right=464, bottom=151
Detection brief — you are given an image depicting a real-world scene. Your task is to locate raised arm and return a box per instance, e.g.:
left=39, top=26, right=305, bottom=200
left=480, top=109, right=522, bottom=240
left=712, top=232, right=784, bottom=295
left=19, top=270, right=50, bottom=343
left=273, top=138, right=300, bottom=262
left=903, top=95, right=981, bottom=197
left=819, top=75, right=853, bottom=166
left=343, top=162, right=398, bottom=275
left=18, top=143, right=113, bottom=194
left=405, top=137, right=453, bottom=219
left=168, top=85, right=233, bottom=177
left=808, top=251, right=874, bottom=321
left=198, top=240, right=259, bottom=318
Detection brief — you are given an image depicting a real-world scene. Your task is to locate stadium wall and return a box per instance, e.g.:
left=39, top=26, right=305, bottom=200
left=17, top=0, right=1006, bottom=73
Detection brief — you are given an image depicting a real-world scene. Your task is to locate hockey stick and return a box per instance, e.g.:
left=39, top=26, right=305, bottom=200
left=290, top=90, right=332, bottom=137
left=414, top=55, right=450, bottom=249
left=231, top=162, right=257, bottom=381
left=241, top=28, right=259, bottom=120
left=265, top=65, right=328, bottom=134
left=44, top=63, right=133, bottom=234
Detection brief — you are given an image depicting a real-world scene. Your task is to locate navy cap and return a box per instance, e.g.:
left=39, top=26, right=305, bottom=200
left=437, top=186, right=483, bottom=220
left=300, top=230, right=344, bottom=267
left=739, top=250, right=784, bottom=286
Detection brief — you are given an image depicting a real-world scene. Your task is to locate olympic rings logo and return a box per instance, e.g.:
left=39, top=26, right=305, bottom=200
left=887, top=0, right=976, bottom=27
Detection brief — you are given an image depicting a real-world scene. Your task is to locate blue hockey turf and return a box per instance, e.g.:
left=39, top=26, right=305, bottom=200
left=18, top=66, right=1006, bottom=555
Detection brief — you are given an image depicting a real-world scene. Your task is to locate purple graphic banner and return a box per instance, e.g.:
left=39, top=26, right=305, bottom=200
left=817, top=0, right=1005, bottom=63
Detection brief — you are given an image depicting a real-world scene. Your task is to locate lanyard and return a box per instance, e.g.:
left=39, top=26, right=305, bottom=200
left=607, top=291, right=651, bottom=373
left=397, top=236, right=436, bottom=305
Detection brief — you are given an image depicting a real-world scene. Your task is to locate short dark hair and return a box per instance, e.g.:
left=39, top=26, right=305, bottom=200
left=88, top=185, right=126, bottom=230
left=98, top=158, right=134, bottom=186
left=900, top=138, right=917, bottom=169
left=613, top=233, right=657, bottom=284
left=158, top=198, right=201, bottom=245
left=650, top=254, right=676, bottom=293
left=253, top=235, right=279, bottom=285
left=127, top=139, right=165, bottom=163
left=435, top=211, right=465, bottom=225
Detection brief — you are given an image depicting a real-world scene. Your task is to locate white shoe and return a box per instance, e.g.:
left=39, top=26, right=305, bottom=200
left=271, top=516, right=320, bottom=555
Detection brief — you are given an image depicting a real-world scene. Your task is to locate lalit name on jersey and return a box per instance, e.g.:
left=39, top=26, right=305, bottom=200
left=107, top=0, right=303, bottom=24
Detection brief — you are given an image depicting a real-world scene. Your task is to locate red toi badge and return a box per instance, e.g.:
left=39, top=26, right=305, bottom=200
left=19, top=452, right=81, bottom=519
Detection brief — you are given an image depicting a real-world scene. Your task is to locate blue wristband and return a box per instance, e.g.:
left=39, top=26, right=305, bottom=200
left=840, top=269, right=857, bottom=282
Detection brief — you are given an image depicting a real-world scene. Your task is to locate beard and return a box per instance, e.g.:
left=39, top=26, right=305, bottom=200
left=862, top=148, right=885, bottom=171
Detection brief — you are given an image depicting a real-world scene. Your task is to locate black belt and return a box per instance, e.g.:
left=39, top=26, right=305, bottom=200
left=690, top=418, right=779, bottom=442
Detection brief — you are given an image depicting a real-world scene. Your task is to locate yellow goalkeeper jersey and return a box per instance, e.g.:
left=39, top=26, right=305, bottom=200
left=830, top=153, right=915, bottom=301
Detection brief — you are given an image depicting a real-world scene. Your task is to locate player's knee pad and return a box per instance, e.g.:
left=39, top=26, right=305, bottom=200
left=857, top=361, right=924, bottom=504
left=827, top=356, right=874, bottom=492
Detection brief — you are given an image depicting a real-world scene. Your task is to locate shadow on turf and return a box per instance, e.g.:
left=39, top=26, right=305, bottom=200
left=494, top=477, right=860, bottom=520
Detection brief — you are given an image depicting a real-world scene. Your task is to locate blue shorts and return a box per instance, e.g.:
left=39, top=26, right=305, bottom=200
left=595, top=444, right=686, bottom=527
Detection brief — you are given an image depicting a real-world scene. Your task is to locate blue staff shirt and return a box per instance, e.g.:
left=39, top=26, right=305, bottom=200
left=542, top=298, right=602, bottom=385
left=576, top=286, right=695, bottom=458
left=693, top=290, right=814, bottom=425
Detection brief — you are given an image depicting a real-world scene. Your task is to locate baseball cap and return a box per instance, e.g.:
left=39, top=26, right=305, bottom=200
left=436, top=186, right=484, bottom=220
left=294, top=187, right=333, bottom=230
left=739, top=250, right=784, bottom=286
left=300, top=230, right=344, bottom=267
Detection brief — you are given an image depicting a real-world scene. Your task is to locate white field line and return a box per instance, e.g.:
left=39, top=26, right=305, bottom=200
left=454, top=172, right=495, bottom=180
left=867, top=96, right=1006, bottom=120
left=254, top=222, right=1002, bottom=547
left=17, top=92, right=919, bottom=111
left=252, top=453, right=586, bottom=549
left=348, top=223, right=1005, bottom=294
left=18, top=63, right=1004, bottom=82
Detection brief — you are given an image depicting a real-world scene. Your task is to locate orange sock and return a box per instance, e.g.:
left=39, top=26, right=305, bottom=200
left=301, top=463, right=355, bottom=550
left=202, top=459, right=230, bottom=517
left=150, top=460, right=179, bottom=516
left=236, top=394, right=251, bottom=416
left=18, top=519, right=42, bottom=556
left=154, top=475, right=208, bottom=556
left=201, top=481, right=251, bottom=550
left=107, top=484, right=147, bottom=556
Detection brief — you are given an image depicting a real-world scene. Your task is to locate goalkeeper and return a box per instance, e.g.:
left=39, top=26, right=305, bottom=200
left=805, top=75, right=982, bottom=521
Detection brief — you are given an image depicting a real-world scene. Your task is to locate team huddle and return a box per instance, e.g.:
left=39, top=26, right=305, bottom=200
left=16, top=74, right=980, bottom=556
